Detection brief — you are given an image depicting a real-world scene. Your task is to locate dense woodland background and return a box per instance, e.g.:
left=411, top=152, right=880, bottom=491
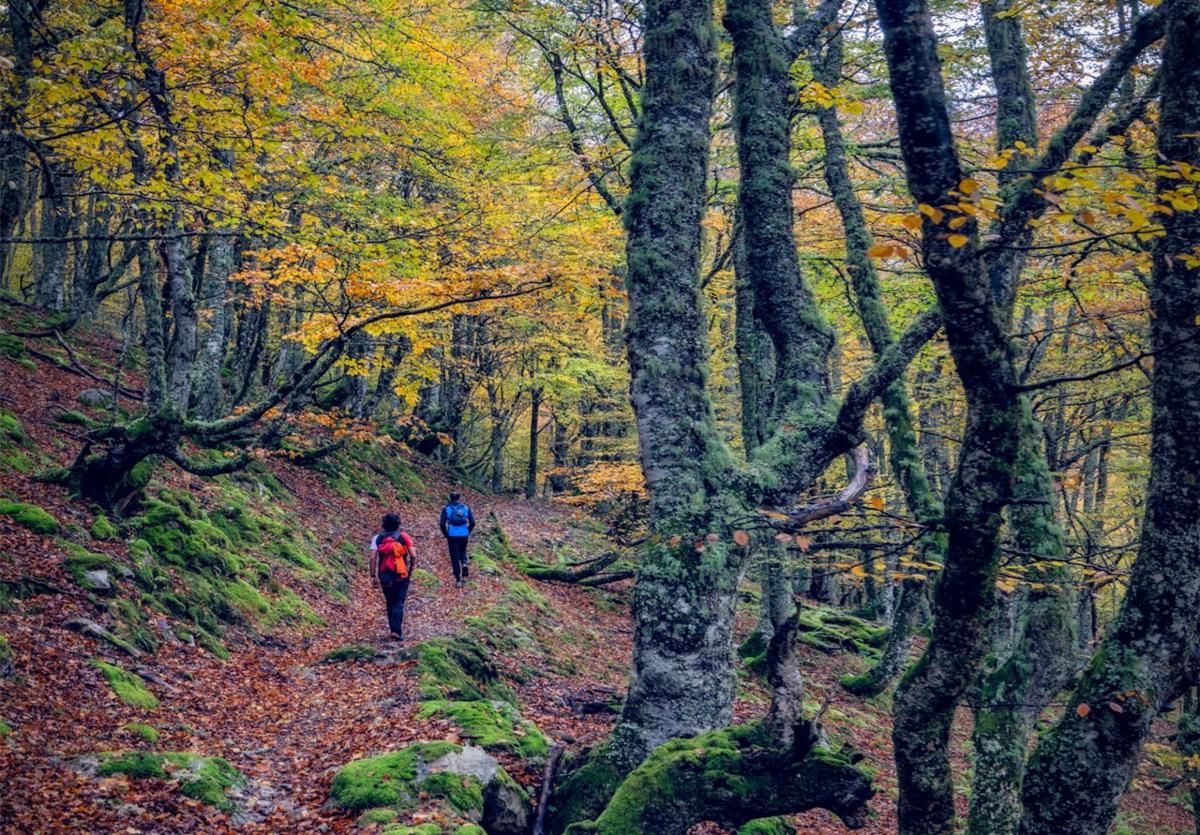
left=2, top=0, right=1200, bottom=832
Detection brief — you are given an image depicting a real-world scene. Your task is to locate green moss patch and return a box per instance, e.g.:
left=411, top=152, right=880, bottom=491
left=411, top=567, right=440, bottom=588
left=95, top=751, right=243, bottom=810
left=91, top=514, right=119, bottom=541
left=357, top=807, right=400, bottom=825
left=329, top=742, right=459, bottom=811
left=127, top=488, right=325, bottom=645
left=0, top=501, right=58, bottom=535
left=0, top=633, right=12, bottom=675
left=414, top=636, right=504, bottom=702
left=123, top=722, right=160, bottom=743
left=794, top=605, right=888, bottom=660
left=417, top=700, right=548, bottom=760
left=0, top=410, right=34, bottom=472
left=0, top=333, right=26, bottom=359
left=737, top=818, right=795, bottom=835
left=90, top=659, right=158, bottom=709
left=321, top=644, right=382, bottom=663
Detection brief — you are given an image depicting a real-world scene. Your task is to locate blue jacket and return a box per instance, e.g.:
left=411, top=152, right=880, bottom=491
left=440, top=503, right=475, bottom=537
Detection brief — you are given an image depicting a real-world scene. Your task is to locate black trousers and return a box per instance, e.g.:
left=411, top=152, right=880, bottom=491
left=379, top=572, right=411, bottom=635
left=447, top=536, right=469, bottom=580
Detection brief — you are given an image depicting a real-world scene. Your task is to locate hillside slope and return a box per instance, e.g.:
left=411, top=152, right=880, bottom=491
left=0, top=323, right=1192, bottom=834
left=0, top=325, right=630, bottom=833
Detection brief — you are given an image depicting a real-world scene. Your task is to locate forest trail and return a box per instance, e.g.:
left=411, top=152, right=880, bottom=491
left=0, top=328, right=631, bottom=833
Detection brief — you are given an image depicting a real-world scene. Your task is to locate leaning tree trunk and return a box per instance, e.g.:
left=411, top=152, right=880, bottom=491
left=809, top=33, right=946, bottom=698
left=1018, top=3, right=1200, bottom=830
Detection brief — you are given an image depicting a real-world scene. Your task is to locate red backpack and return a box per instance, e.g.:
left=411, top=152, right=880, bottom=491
left=376, top=530, right=411, bottom=578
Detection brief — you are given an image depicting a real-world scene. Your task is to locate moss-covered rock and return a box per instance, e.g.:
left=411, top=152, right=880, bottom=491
left=63, top=543, right=121, bottom=592
left=417, top=700, right=548, bottom=760
left=95, top=751, right=243, bottom=810
left=90, top=659, right=158, bottom=709
left=0, top=719, right=11, bottom=736
left=123, top=722, right=160, bottom=743
left=329, top=742, right=461, bottom=810
left=545, top=744, right=626, bottom=835
left=0, top=501, right=58, bottom=535
left=91, top=513, right=119, bottom=541
left=331, top=743, right=531, bottom=834
left=382, top=825, right=441, bottom=835
left=414, top=636, right=502, bottom=702
left=321, top=644, right=382, bottom=663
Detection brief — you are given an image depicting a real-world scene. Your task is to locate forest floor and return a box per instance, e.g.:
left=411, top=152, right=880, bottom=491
left=0, top=321, right=1194, bottom=834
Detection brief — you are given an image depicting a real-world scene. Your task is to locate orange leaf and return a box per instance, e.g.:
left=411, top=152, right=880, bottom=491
left=732, top=529, right=750, bottom=547
left=1077, top=703, right=1091, bottom=718
left=947, top=234, right=970, bottom=248
left=866, top=495, right=885, bottom=511
left=867, top=243, right=894, bottom=258
left=796, top=535, right=812, bottom=552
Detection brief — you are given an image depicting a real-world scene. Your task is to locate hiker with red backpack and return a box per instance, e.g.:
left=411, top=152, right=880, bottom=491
left=370, top=512, right=416, bottom=641
left=439, top=492, right=475, bottom=588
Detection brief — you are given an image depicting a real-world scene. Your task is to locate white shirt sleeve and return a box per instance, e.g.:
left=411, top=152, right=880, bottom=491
left=369, top=534, right=379, bottom=552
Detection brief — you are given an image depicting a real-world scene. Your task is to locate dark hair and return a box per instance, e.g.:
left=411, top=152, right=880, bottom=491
left=381, top=512, right=401, bottom=532
left=449, top=492, right=461, bottom=502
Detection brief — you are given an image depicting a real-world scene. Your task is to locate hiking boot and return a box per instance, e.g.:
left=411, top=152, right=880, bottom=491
left=389, top=632, right=403, bottom=641
left=456, top=579, right=464, bottom=589
left=462, top=563, right=469, bottom=578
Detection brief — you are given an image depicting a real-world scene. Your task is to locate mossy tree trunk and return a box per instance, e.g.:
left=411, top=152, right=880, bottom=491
left=609, top=0, right=738, bottom=764
left=1018, top=2, right=1200, bottom=830
left=966, top=403, right=1078, bottom=835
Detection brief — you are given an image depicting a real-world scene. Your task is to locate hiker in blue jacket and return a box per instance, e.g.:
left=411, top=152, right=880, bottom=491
left=439, top=492, right=475, bottom=588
